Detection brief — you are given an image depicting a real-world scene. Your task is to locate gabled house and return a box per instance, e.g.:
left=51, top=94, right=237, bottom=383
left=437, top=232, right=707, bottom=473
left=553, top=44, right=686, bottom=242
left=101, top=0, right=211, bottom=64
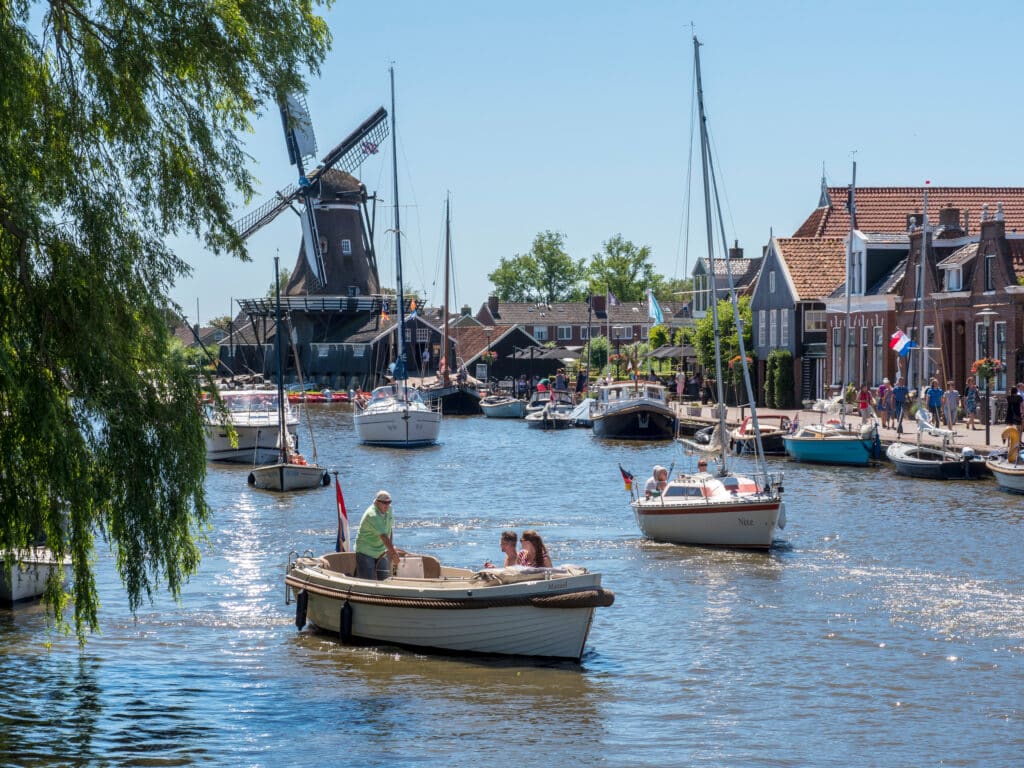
left=691, top=241, right=762, bottom=318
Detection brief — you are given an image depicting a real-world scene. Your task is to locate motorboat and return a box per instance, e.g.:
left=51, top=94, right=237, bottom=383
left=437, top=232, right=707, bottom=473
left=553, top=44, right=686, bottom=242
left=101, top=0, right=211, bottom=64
left=480, top=394, right=526, bottom=419
left=569, top=397, right=594, bottom=427
left=987, top=426, right=1024, bottom=493
left=353, top=385, right=442, bottom=447
left=886, top=412, right=990, bottom=480
left=782, top=420, right=879, bottom=467
left=591, top=381, right=676, bottom=440
left=729, top=414, right=791, bottom=455
left=631, top=468, right=785, bottom=550
left=677, top=423, right=724, bottom=454
left=1, top=547, right=71, bottom=605
left=248, top=257, right=330, bottom=491
left=524, top=395, right=575, bottom=429
left=284, top=551, right=614, bottom=661
left=524, top=390, right=571, bottom=416
left=203, top=388, right=299, bottom=463
left=622, top=36, right=784, bottom=550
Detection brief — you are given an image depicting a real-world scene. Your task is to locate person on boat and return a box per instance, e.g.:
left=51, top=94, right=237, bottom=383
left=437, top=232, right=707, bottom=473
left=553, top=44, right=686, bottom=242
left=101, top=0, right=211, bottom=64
left=519, top=530, right=552, bottom=568
left=644, top=465, right=668, bottom=498
left=892, top=377, right=909, bottom=429
left=925, top=378, right=944, bottom=427
left=484, top=531, right=519, bottom=569
left=877, top=378, right=891, bottom=429
left=696, top=458, right=709, bottom=473
left=942, top=381, right=961, bottom=429
left=354, top=490, right=403, bottom=581
left=964, top=376, right=980, bottom=430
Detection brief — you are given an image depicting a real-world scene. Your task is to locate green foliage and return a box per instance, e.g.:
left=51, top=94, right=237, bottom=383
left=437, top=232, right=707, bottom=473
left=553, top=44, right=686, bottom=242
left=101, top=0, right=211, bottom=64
left=1, top=0, right=331, bottom=640
left=691, top=296, right=753, bottom=372
left=766, top=349, right=794, bottom=408
left=266, top=267, right=292, bottom=298
left=208, top=316, right=232, bottom=332
left=488, top=231, right=586, bottom=303
left=586, top=335, right=609, bottom=371
left=649, top=325, right=670, bottom=349
left=586, top=234, right=659, bottom=302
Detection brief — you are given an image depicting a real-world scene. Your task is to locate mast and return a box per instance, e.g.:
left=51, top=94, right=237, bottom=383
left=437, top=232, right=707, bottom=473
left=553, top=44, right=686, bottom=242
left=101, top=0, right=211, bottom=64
left=915, top=184, right=929, bottom=395
left=841, top=161, right=856, bottom=427
left=693, top=36, right=729, bottom=475
left=442, top=193, right=451, bottom=386
left=273, top=256, right=286, bottom=462
left=389, top=65, right=407, bottom=384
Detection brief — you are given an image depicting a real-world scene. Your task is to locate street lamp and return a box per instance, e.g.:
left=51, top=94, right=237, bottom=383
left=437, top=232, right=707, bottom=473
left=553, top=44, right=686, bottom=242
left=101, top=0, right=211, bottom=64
left=977, top=308, right=998, bottom=446
left=612, top=325, right=623, bottom=379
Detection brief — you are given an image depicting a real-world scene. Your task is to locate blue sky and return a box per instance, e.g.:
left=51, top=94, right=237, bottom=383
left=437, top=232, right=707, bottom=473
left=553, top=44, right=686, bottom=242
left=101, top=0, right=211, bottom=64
left=170, top=0, right=1024, bottom=325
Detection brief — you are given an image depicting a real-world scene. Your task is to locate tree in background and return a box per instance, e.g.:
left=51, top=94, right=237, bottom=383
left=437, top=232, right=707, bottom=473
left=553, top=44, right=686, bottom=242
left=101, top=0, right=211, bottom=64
left=488, top=231, right=586, bottom=304
left=692, top=296, right=753, bottom=373
left=587, top=234, right=660, bottom=302
left=266, top=266, right=292, bottom=298
left=1, top=0, right=331, bottom=640
left=585, top=335, right=609, bottom=373
left=649, top=325, right=671, bottom=349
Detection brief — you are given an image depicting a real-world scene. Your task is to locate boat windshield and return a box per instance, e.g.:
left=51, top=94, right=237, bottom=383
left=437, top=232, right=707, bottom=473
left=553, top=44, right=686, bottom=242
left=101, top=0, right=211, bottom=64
left=221, top=392, right=279, bottom=412
left=369, top=385, right=426, bottom=405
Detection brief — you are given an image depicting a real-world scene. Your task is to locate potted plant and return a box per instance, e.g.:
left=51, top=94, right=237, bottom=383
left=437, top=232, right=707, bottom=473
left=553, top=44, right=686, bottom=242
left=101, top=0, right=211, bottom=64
left=971, top=357, right=1003, bottom=384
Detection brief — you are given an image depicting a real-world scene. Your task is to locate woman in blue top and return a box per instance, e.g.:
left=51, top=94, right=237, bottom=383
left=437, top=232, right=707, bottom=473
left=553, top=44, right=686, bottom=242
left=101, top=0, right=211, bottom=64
left=925, top=378, right=944, bottom=427
left=964, top=376, right=979, bottom=430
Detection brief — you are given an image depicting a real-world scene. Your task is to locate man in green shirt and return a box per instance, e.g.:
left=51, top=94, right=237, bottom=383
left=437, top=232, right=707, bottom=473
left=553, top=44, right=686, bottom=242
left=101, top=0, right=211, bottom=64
left=355, top=490, right=402, bottom=580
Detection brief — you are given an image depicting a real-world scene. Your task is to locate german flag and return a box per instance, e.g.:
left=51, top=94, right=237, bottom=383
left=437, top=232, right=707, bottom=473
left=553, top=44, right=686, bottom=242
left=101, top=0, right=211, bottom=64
left=618, top=464, right=634, bottom=491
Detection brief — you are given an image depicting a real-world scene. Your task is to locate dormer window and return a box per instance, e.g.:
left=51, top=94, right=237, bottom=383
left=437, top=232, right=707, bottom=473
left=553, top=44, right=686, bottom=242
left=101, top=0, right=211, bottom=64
left=985, top=253, right=995, bottom=291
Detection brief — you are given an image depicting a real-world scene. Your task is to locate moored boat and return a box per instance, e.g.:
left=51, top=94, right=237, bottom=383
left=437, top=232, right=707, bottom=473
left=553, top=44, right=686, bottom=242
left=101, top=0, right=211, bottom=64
left=524, top=394, right=575, bottom=429
left=591, top=381, right=676, bottom=440
left=885, top=415, right=990, bottom=480
left=783, top=421, right=878, bottom=467
left=203, top=389, right=299, bottom=463
left=285, top=551, right=614, bottom=661
left=479, top=394, right=526, bottom=419
left=987, top=426, right=1024, bottom=493
left=1, top=547, right=71, bottom=605
left=730, top=414, right=790, bottom=455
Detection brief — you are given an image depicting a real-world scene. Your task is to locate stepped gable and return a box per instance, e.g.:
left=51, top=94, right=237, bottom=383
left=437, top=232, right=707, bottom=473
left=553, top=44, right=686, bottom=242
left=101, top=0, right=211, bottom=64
left=793, top=187, right=1024, bottom=238
left=773, top=237, right=847, bottom=301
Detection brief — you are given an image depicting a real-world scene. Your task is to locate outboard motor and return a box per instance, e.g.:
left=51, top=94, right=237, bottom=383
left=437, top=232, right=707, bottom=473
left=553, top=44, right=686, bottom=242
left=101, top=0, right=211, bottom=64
left=962, top=447, right=976, bottom=460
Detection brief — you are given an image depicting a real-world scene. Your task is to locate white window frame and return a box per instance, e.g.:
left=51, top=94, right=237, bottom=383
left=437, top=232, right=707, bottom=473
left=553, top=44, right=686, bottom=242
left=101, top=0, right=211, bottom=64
left=580, top=326, right=590, bottom=340
left=557, top=325, right=572, bottom=342
left=872, top=326, right=884, bottom=386
left=533, top=326, right=549, bottom=341
left=804, top=310, right=827, bottom=332
left=621, top=326, right=633, bottom=340
left=341, top=238, right=353, bottom=256
left=780, top=310, right=789, bottom=347
left=946, top=267, right=962, bottom=291
left=831, top=327, right=842, bottom=385
left=995, top=321, right=1008, bottom=391
left=758, top=310, right=766, bottom=347
left=416, top=328, right=429, bottom=343
left=985, top=253, right=995, bottom=291
left=769, top=271, right=776, bottom=293
left=769, top=309, right=777, bottom=347
left=923, top=325, right=936, bottom=381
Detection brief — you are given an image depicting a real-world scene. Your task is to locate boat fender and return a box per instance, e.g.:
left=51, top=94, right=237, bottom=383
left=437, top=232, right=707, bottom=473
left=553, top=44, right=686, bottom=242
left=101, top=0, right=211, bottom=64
left=295, top=589, right=308, bottom=630
left=322, top=472, right=331, bottom=487
left=247, top=472, right=256, bottom=485
left=777, top=503, right=787, bottom=530
left=340, top=599, right=353, bottom=642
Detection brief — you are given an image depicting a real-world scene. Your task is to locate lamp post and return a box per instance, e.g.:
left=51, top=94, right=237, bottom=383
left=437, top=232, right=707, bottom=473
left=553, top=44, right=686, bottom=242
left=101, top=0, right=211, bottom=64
left=612, top=325, right=623, bottom=379
left=977, top=309, right=998, bottom=446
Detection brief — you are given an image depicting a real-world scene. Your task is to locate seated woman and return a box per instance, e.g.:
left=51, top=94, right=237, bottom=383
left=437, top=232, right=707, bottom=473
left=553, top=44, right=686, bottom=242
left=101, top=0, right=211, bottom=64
left=519, top=529, right=552, bottom=568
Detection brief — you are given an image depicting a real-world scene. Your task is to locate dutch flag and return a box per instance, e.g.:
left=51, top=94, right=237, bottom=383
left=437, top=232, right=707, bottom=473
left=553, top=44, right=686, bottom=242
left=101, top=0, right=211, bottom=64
left=889, top=329, right=917, bottom=357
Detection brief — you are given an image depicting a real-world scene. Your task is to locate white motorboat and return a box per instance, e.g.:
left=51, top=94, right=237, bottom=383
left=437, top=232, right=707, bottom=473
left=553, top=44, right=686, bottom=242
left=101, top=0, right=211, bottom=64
left=987, top=426, right=1024, bottom=494
left=285, top=551, right=614, bottom=661
left=624, top=36, right=784, bottom=550
left=524, top=396, right=575, bottom=429
left=1, top=547, right=71, bottom=605
left=203, top=389, right=299, bottom=463
left=247, top=257, right=330, bottom=491
left=354, top=386, right=442, bottom=446
left=886, top=414, right=990, bottom=480
left=353, top=67, right=443, bottom=449
left=632, top=469, right=785, bottom=550
left=480, top=394, right=526, bottom=419
left=591, top=381, right=676, bottom=440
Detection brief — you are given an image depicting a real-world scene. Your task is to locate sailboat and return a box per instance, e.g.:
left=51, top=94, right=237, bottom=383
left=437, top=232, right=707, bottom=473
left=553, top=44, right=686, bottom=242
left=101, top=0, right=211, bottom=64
left=627, top=36, right=784, bottom=550
left=248, top=257, right=330, bottom=491
left=782, top=161, right=879, bottom=467
left=419, top=195, right=482, bottom=415
left=353, top=66, right=442, bottom=447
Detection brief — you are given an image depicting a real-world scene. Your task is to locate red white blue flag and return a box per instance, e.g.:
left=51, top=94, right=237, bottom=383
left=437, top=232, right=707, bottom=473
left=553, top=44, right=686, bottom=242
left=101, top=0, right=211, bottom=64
left=889, top=329, right=916, bottom=357
left=334, top=474, right=350, bottom=553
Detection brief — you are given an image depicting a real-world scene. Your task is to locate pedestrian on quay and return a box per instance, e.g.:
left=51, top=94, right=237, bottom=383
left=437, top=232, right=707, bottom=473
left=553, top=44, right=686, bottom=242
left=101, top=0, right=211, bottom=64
left=925, top=378, right=944, bottom=427
left=964, top=376, right=979, bottom=430
left=877, top=377, right=891, bottom=429
left=892, top=377, right=908, bottom=430
left=942, top=381, right=960, bottom=429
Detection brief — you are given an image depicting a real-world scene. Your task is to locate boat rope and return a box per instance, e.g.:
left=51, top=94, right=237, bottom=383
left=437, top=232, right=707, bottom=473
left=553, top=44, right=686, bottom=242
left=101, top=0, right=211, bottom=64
left=285, top=575, right=614, bottom=610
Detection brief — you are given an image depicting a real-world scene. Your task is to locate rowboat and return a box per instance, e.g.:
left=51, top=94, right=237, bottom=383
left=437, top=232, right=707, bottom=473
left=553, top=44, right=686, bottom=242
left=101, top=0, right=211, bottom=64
left=285, top=551, right=614, bottom=661
left=480, top=394, right=526, bottom=419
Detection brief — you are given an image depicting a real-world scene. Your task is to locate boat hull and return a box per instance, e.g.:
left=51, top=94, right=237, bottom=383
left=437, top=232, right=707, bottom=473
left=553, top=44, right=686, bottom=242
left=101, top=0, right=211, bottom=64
left=731, top=433, right=787, bottom=456
left=632, top=499, right=783, bottom=549
left=886, top=443, right=991, bottom=480
left=592, top=406, right=676, bottom=440
left=248, top=463, right=329, bottom=491
left=1, top=548, right=70, bottom=605
left=286, top=559, right=611, bottom=660
left=354, top=408, right=441, bottom=447
left=480, top=398, right=526, bottom=418
left=204, top=422, right=298, bottom=464
left=783, top=435, right=875, bottom=466
left=423, top=385, right=483, bottom=415
left=987, top=459, right=1024, bottom=493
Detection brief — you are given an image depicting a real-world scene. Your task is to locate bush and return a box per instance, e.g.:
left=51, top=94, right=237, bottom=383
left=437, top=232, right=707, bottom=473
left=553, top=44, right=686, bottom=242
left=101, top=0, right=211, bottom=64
left=766, top=349, right=794, bottom=408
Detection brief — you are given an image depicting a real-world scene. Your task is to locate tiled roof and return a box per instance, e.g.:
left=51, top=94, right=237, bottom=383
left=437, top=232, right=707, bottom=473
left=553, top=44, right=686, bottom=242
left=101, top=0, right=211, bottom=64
left=937, top=242, right=979, bottom=269
left=793, top=187, right=1024, bottom=238
left=773, top=237, right=847, bottom=301
left=862, top=232, right=910, bottom=245
left=698, top=256, right=763, bottom=284
left=479, top=300, right=684, bottom=326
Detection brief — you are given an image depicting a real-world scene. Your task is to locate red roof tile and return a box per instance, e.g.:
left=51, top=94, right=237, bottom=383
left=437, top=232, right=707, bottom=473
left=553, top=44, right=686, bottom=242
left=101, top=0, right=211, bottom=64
left=773, top=237, right=848, bottom=301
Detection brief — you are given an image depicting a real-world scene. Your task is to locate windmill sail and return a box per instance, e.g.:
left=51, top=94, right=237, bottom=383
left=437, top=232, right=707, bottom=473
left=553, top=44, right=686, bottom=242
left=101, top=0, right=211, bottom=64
left=281, top=93, right=318, bottom=166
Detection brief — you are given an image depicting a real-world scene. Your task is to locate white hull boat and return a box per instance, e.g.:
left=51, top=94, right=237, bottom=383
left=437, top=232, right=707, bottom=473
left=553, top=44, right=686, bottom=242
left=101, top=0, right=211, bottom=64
left=988, top=426, right=1024, bottom=493
left=248, top=462, right=329, bottom=491
left=632, top=471, right=785, bottom=549
left=285, top=551, right=614, bottom=661
left=204, top=389, right=298, bottom=463
left=1, top=547, right=71, bottom=605
left=480, top=395, right=526, bottom=419
left=354, top=386, right=442, bottom=447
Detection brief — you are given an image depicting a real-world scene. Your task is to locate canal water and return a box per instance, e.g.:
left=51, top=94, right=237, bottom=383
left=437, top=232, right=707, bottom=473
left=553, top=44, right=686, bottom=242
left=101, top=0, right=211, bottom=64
left=2, top=408, right=1023, bottom=766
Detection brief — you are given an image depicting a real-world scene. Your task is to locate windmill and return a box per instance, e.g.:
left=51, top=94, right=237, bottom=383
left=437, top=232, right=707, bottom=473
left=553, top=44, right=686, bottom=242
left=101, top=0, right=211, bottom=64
left=233, top=95, right=389, bottom=295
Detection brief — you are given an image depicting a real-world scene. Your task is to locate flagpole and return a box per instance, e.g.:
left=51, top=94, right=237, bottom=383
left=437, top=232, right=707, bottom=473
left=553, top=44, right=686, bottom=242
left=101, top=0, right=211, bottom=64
left=915, top=182, right=929, bottom=397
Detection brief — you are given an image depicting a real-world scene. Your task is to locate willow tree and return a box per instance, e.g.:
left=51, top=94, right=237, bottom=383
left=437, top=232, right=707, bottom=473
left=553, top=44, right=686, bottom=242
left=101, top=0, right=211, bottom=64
left=0, top=1, right=330, bottom=639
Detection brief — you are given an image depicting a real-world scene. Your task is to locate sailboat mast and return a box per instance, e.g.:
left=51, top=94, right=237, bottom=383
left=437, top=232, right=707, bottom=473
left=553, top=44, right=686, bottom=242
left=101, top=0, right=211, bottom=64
left=443, top=194, right=451, bottom=386
left=915, top=185, right=929, bottom=395
left=693, top=36, right=728, bottom=474
left=842, top=161, right=856, bottom=426
left=390, top=65, right=407, bottom=381
left=273, top=256, right=286, bottom=461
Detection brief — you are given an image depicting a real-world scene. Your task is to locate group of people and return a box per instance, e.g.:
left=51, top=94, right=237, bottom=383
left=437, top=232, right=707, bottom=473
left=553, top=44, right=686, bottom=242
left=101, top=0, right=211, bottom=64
left=352, top=489, right=554, bottom=580
left=857, top=376, right=1024, bottom=433
left=643, top=459, right=707, bottom=499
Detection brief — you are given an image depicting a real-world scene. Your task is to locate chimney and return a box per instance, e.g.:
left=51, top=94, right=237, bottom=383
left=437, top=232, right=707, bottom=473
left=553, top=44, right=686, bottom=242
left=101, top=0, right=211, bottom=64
left=461, top=304, right=472, bottom=317
left=728, top=240, right=744, bottom=259
left=591, top=294, right=607, bottom=315
left=487, top=295, right=499, bottom=319
left=980, top=203, right=1006, bottom=241
left=906, top=214, right=921, bottom=231
left=938, top=205, right=960, bottom=230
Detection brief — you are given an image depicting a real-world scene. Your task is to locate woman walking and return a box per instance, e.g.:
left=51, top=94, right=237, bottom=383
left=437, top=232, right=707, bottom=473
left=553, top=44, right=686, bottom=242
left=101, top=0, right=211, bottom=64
left=964, top=376, right=979, bottom=430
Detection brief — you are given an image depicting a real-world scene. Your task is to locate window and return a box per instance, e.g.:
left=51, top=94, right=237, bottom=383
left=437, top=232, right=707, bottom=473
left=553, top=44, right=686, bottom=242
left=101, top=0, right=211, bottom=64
left=780, top=310, right=789, bottom=347
left=533, top=326, right=548, bottom=341
left=995, top=321, right=1008, bottom=391
left=946, top=267, right=962, bottom=291
left=695, top=274, right=707, bottom=312
left=831, top=327, right=842, bottom=385
left=851, top=250, right=864, bottom=295
left=769, top=310, right=777, bottom=347
left=640, top=326, right=649, bottom=340
left=873, top=326, right=884, bottom=386
left=416, top=328, right=429, bottom=342
left=557, top=325, right=572, bottom=341
left=769, top=271, right=776, bottom=293
left=985, top=253, right=995, bottom=291
left=404, top=328, right=412, bottom=342
left=341, top=239, right=353, bottom=256
left=580, top=326, right=590, bottom=340
left=758, top=310, right=766, bottom=347
left=621, top=326, right=633, bottom=340
left=804, top=310, right=827, bottom=332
